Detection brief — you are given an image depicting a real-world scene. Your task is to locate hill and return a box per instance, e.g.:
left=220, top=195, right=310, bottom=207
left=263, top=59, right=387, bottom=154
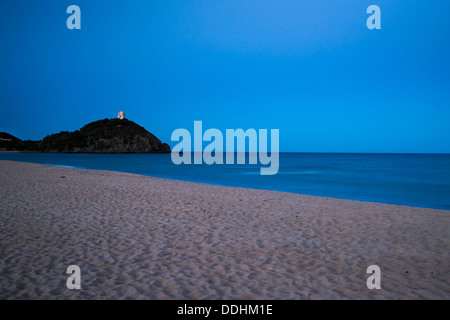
left=0, top=132, right=22, bottom=150
left=3, top=119, right=171, bottom=153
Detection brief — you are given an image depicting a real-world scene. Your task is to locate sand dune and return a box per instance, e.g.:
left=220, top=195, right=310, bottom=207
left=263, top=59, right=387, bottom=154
left=0, top=160, right=448, bottom=299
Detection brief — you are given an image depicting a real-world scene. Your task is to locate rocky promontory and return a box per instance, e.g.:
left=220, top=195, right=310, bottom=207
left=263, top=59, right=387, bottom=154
left=1, top=118, right=171, bottom=153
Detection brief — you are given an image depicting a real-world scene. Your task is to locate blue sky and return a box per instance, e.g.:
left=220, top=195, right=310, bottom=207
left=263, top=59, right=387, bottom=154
left=1, top=0, right=449, bottom=152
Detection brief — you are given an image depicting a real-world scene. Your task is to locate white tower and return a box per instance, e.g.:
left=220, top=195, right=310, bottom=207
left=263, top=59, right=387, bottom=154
left=118, top=110, right=125, bottom=119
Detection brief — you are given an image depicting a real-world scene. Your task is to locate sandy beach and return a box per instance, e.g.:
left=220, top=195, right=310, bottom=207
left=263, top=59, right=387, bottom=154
left=0, top=160, right=448, bottom=299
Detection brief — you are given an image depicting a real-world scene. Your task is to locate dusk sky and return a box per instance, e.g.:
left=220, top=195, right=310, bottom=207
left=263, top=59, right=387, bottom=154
left=1, top=0, right=449, bottom=153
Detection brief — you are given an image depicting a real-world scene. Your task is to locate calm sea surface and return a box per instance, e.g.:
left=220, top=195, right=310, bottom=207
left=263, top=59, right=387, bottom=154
left=1, top=152, right=449, bottom=210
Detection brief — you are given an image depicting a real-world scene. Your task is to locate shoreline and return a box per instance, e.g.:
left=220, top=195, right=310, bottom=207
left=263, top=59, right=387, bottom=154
left=1, top=156, right=449, bottom=211
left=0, top=160, right=449, bottom=299
left=45, top=163, right=450, bottom=212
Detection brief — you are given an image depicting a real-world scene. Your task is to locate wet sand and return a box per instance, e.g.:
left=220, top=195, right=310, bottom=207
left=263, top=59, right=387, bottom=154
left=0, top=160, right=448, bottom=299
